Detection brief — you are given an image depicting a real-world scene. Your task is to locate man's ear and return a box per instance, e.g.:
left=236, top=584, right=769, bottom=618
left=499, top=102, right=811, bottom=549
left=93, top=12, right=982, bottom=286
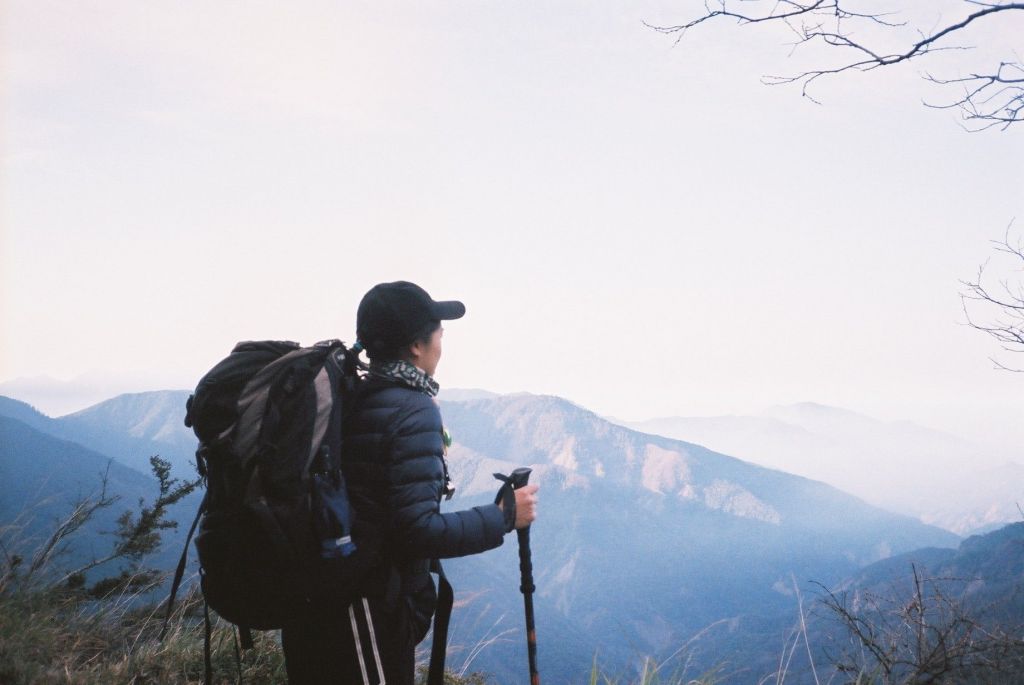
left=405, top=339, right=424, bottom=365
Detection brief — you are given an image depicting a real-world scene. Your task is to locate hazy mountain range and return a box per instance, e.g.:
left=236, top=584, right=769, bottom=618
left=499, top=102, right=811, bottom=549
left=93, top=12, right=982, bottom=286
left=6, top=374, right=1018, bottom=536
left=0, top=373, right=180, bottom=418
left=834, top=520, right=1024, bottom=623
left=434, top=394, right=960, bottom=681
left=1, top=388, right=1020, bottom=681
left=625, top=403, right=1023, bottom=535
left=0, top=394, right=202, bottom=582
left=0, top=393, right=197, bottom=477
left=0, top=415, right=157, bottom=572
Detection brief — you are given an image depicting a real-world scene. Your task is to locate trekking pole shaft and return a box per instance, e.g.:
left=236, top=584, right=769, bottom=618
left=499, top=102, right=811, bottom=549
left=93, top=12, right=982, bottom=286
left=518, top=526, right=539, bottom=685
left=511, top=467, right=540, bottom=685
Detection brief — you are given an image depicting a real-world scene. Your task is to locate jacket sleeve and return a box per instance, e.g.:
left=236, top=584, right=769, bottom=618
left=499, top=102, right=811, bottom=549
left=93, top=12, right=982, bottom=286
left=384, top=396, right=506, bottom=561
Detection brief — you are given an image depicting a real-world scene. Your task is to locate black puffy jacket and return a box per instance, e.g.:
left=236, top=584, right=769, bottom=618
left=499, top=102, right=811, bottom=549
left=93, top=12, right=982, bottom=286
left=342, top=375, right=507, bottom=640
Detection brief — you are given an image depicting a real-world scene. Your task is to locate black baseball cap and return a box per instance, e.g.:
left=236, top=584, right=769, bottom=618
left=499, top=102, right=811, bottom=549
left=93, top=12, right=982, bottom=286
left=356, top=281, right=465, bottom=354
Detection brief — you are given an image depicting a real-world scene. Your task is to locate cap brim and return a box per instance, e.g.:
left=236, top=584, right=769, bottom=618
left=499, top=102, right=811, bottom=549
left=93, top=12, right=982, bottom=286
left=432, top=300, right=466, bottom=320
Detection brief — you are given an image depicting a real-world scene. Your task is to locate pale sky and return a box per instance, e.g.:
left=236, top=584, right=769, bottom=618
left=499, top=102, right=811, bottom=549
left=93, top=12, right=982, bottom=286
left=2, top=1, right=1022, bottom=451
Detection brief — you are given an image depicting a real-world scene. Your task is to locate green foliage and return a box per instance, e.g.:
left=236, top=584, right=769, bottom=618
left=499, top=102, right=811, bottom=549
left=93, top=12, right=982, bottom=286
left=1, top=455, right=200, bottom=598
left=0, top=455, right=227, bottom=684
left=110, top=456, right=199, bottom=564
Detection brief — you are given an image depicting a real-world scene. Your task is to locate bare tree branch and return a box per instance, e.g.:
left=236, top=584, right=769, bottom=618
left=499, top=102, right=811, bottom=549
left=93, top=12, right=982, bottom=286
left=24, top=465, right=119, bottom=584
left=814, top=567, right=1024, bottom=682
left=961, top=223, right=1024, bottom=370
left=655, top=1, right=1024, bottom=129
left=2, top=456, right=201, bottom=597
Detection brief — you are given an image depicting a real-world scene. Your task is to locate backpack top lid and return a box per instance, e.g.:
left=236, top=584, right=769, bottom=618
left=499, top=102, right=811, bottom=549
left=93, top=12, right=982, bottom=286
left=185, top=340, right=302, bottom=443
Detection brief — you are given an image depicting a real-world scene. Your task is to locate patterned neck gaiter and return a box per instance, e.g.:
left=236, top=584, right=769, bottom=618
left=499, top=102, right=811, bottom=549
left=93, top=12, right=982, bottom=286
left=369, top=359, right=440, bottom=397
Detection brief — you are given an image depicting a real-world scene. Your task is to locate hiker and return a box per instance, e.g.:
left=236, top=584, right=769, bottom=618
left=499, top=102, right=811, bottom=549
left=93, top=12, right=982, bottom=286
left=281, top=281, right=539, bottom=685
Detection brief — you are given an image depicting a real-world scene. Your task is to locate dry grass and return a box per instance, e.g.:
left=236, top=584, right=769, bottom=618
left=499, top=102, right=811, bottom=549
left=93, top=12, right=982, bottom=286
left=0, top=581, right=286, bottom=685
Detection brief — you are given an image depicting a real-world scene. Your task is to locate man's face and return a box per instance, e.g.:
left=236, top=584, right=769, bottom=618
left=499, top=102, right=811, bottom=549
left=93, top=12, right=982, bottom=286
left=411, top=326, right=443, bottom=377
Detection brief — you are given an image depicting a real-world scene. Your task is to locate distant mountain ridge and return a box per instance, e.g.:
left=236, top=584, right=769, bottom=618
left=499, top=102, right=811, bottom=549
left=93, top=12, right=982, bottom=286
left=0, top=373, right=187, bottom=418
left=0, top=415, right=173, bottom=579
left=625, top=402, right=1022, bottom=534
left=436, top=388, right=501, bottom=402
left=7, top=385, right=1013, bottom=536
left=0, top=396, right=55, bottom=432
left=0, top=415, right=154, bottom=522
left=0, top=388, right=980, bottom=682
left=0, top=392, right=197, bottom=478
left=839, top=521, right=1024, bottom=607
left=60, top=391, right=196, bottom=476
left=434, top=392, right=959, bottom=681
left=66, top=391, right=189, bottom=443
left=0, top=399, right=203, bottom=587
left=441, top=394, right=956, bottom=539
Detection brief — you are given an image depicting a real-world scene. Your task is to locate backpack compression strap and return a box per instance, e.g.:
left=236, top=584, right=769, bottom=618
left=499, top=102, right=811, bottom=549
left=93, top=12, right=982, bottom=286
left=306, top=362, right=336, bottom=472
left=233, top=346, right=314, bottom=470
left=159, top=492, right=207, bottom=640
left=233, top=344, right=341, bottom=473
left=428, top=559, right=454, bottom=685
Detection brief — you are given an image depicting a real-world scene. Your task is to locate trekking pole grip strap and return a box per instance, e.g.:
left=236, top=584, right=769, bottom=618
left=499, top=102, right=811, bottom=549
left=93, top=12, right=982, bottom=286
left=493, top=467, right=531, bottom=533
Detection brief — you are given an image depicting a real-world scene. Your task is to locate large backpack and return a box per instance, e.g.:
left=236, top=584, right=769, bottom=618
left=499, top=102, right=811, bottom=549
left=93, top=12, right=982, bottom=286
left=163, top=338, right=455, bottom=685
left=163, top=340, right=380, bottom=649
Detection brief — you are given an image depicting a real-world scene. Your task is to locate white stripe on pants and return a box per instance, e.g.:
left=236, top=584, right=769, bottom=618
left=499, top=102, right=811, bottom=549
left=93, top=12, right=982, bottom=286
left=349, top=598, right=386, bottom=685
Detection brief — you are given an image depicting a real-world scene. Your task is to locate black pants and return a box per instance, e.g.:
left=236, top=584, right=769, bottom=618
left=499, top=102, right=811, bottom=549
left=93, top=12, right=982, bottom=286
left=281, top=597, right=415, bottom=685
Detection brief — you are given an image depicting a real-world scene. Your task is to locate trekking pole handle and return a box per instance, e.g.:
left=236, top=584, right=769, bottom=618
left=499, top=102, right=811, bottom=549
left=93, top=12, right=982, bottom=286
left=510, top=467, right=532, bottom=490
left=512, top=466, right=536, bottom=594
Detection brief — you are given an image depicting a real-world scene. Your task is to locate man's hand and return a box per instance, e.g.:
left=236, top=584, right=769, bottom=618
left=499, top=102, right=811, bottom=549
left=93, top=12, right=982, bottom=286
left=512, top=484, right=538, bottom=529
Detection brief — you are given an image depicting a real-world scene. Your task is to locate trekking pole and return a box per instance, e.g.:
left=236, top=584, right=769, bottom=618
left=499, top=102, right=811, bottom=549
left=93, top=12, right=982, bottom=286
left=509, top=467, right=539, bottom=685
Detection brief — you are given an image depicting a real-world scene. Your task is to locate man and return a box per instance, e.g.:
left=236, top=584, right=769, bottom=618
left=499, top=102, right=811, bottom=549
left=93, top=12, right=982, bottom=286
left=282, top=281, right=538, bottom=685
